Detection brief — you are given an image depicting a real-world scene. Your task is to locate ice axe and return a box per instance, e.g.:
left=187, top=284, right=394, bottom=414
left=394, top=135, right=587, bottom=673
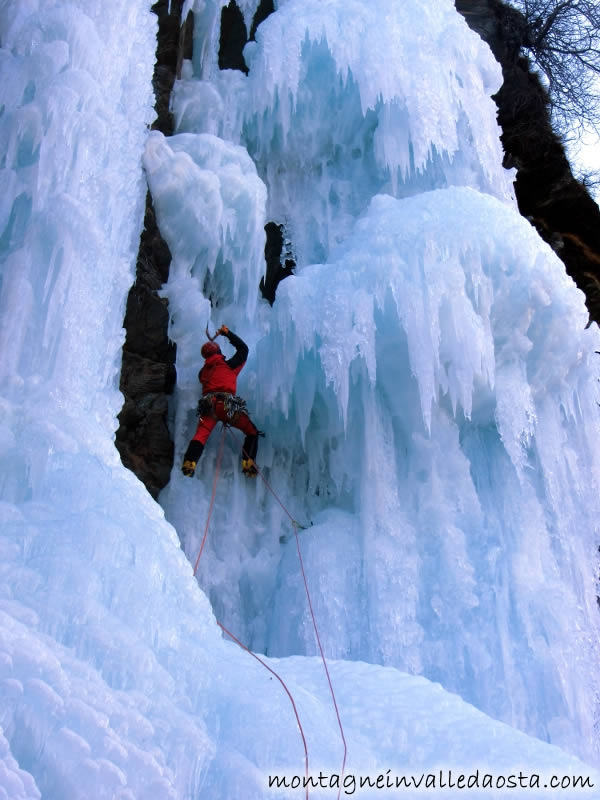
left=206, top=324, right=229, bottom=340
left=205, top=324, right=219, bottom=341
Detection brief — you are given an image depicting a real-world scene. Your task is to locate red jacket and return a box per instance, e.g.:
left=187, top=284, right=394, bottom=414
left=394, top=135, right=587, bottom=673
left=199, top=330, right=248, bottom=395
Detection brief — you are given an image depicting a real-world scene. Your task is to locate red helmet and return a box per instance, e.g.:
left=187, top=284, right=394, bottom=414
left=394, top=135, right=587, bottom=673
left=201, top=341, right=221, bottom=359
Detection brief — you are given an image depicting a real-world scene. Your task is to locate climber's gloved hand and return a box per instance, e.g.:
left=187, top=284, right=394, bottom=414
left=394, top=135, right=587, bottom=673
left=217, top=325, right=229, bottom=337
left=182, top=460, right=196, bottom=477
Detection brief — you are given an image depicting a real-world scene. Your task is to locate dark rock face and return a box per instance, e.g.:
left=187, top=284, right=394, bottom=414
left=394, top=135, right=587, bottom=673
left=249, top=0, right=275, bottom=41
left=218, top=0, right=275, bottom=74
left=151, top=0, right=186, bottom=135
left=116, top=190, right=177, bottom=499
left=177, top=10, right=195, bottom=79
left=219, top=1, right=249, bottom=73
left=259, top=222, right=296, bottom=305
left=456, top=0, right=600, bottom=326
left=116, top=1, right=188, bottom=498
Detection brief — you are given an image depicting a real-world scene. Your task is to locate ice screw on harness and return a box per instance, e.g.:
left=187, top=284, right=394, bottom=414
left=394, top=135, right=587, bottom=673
left=197, top=392, right=249, bottom=421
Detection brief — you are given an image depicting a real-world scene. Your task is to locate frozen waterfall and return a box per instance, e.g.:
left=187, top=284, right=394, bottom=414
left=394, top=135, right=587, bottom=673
left=1, top=0, right=600, bottom=797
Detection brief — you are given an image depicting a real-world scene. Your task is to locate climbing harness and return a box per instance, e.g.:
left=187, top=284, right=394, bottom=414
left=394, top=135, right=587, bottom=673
left=196, top=392, right=249, bottom=421
left=192, top=424, right=347, bottom=800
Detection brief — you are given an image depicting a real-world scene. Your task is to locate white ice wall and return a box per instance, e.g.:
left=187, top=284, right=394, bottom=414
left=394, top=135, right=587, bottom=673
left=159, top=0, right=600, bottom=766
left=1, top=0, right=600, bottom=796
left=0, top=1, right=155, bottom=494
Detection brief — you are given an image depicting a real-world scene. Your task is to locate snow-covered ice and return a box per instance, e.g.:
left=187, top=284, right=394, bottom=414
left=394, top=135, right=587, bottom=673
left=2, top=0, right=600, bottom=796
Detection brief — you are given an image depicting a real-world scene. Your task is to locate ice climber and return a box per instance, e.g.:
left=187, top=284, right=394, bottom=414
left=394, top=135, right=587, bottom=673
left=181, top=326, right=259, bottom=478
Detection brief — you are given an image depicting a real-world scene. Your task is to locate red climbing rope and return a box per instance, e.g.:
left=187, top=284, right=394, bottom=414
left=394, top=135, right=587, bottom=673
left=292, top=522, right=347, bottom=799
left=224, top=427, right=300, bottom=527
left=192, top=425, right=226, bottom=576
left=217, top=620, right=309, bottom=799
left=192, top=424, right=348, bottom=799
left=191, top=425, right=309, bottom=796
left=226, top=428, right=348, bottom=798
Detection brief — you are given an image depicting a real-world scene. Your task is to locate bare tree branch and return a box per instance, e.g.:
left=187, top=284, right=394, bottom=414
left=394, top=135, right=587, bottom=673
left=509, top=0, right=600, bottom=137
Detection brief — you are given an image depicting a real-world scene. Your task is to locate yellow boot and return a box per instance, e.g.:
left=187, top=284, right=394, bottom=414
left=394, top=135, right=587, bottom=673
left=241, top=458, right=258, bottom=477
left=182, top=460, right=196, bottom=477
